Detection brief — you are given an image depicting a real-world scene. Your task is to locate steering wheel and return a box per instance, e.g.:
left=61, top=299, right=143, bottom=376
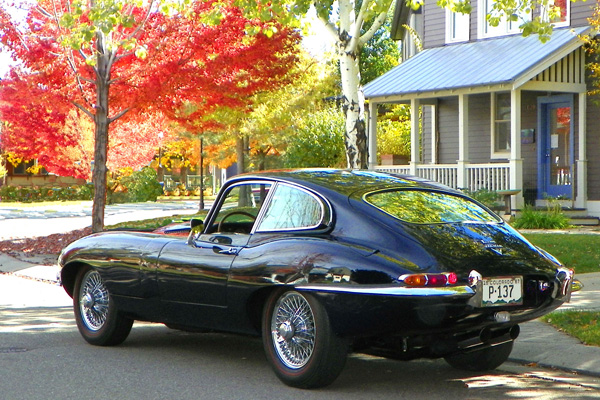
left=217, top=211, right=257, bottom=232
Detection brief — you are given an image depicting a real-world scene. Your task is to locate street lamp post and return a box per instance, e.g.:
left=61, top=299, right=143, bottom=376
left=199, top=137, right=204, bottom=211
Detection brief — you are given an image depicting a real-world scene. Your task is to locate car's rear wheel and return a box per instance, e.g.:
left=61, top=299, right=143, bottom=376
left=444, top=341, right=514, bottom=371
left=73, top=266, right=133, bottom=346
left=262, top=290, right=348, bottom=389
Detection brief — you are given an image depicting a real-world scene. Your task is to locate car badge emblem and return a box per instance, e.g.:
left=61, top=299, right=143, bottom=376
left=482, top=240, right=506, bottom=256
left=468, top=270, right=482, bottom=287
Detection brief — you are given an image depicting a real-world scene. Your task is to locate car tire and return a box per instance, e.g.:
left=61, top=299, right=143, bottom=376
left=262, top=289, right=348, bottom=389
left=444, top=341, right=514, bottom=371
left=73, top=266, right=133, bottom=346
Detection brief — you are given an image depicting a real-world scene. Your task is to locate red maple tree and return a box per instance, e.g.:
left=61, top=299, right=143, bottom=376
left=0, top=0, right=299, bottom=231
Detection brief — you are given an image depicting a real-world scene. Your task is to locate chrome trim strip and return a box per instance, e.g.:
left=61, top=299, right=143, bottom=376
left=296, top=284, right=475, bottom=297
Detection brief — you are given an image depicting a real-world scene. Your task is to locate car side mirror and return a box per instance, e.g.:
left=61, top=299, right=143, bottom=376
left=187, top=218, right=204, bottom=246
left=190, top=218, right=204, bottom=231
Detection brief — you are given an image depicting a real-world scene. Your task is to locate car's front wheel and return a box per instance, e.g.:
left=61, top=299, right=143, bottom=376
left=444, top=341, right=514, bottom=371
left=262, top=290, right=348, bottom=389
left=73, top=266, right=133, bottom=346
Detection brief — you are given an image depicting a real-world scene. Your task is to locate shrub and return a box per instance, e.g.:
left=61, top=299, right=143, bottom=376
left=511, top=204, right=571, bottom=229
left=108, top=167, right=163, bottom=204
left=0, top=184, right=93, bottom=202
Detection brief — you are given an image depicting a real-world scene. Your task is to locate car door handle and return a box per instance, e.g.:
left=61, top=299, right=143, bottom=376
left=214, top=246, right=239, bottom=255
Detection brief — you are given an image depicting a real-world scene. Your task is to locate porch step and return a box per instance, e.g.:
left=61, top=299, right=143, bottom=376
left=568, top=216, right=600, bottom=226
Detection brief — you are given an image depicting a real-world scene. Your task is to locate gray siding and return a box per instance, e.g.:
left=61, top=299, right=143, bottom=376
left=521, top=92, right=540, bottom=193
left=571, top=1, right=595, bottom=27
left=468, top=93, right=491, bottom=164
left=418, top=0, right=593, bottom=51
left=586, top=88, right=600, bottom=200
left=422, top=2, right=445, bottom=49
left=437, top=97, right=460, bottom=163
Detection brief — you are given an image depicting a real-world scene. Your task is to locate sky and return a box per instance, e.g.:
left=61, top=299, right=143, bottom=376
left=0, top=50, right=15, bottom=78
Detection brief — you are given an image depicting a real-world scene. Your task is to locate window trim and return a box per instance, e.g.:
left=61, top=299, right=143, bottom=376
left=445, top=8, right=470, bottom=44
left=542, top=0, right=570, bottom=27
left=490, top=92, right=511, bottom=159
left=477, top=0, right=532, bottom=39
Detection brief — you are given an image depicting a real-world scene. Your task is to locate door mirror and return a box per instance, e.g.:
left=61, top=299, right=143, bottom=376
left=187, top=218, right=204, bottom=246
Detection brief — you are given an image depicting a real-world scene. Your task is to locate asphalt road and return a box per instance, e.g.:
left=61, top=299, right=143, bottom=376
left=0, top=201, right=199, bottom=240
left=1, top=276, right=600, bottom=399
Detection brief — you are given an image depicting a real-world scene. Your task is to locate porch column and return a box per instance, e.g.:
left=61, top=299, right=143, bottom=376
left=576, top=92, right=587, bottom=209
left=430, top=104, right=438, bottom=164
left=410, top=98, right=421, bottom=176
left=368, top=101, right=378, bottom=170
left=509, top=89, right=524, bottom=210
left=457, top=94, right=469, bottom=189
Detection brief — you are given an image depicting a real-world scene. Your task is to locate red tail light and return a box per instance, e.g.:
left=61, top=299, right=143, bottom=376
left=400, top=272, right=458, bottom=287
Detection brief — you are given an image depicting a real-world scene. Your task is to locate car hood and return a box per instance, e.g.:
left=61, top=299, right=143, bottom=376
left=398, top=222, right=560, bottom=276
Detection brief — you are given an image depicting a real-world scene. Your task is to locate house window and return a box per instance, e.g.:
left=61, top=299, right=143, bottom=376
left=478, top=0, right=532, bottom=38
left=12, top=160, right=37, bottom=175
left=542, top=0, right=570, bottom=27
left=491, top=92, right=511, bottom=158
left=446, top=9, right=470, bottom=43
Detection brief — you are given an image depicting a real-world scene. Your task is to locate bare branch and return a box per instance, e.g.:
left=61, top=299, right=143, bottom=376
left=108, top=107, right=130, bottom=123
left=72, top=102, right=94, bottom=120
left=122, top=0, right=156, bottom=44
left=358, top=11, right=388, bottom=48
left=353, top=0, right=370, bottom=40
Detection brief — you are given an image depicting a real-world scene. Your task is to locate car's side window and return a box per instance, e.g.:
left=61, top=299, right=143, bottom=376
left=256, top=184, right=324, bottom=232
left=205, top=182, right=272, bottom=236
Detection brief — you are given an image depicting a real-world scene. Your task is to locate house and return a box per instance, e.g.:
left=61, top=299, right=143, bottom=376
left=2, top=159, right=84, bottom=188
left=364, top=0, right=600, bottom=219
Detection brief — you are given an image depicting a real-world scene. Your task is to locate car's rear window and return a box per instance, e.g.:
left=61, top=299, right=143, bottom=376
left=365, top=190, right=500, bottom=224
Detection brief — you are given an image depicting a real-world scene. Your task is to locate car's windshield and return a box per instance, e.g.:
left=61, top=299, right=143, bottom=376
left=364, top=189, right=501, bottom=224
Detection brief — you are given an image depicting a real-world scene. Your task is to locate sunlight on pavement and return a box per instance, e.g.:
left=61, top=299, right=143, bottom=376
left=458, top=371, right=599, bottom=399
left=0, top=306, right=76, bottom=333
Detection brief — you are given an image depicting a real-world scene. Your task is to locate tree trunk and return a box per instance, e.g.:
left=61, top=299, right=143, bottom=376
left=91, top=33, right=111, bottom=233
left=337, top=1, right=368, bottom=169
left=236, top=134, right=246, bottom=175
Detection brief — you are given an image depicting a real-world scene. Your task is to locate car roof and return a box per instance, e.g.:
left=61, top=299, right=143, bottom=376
left=231, top=169, right=456, bottom=198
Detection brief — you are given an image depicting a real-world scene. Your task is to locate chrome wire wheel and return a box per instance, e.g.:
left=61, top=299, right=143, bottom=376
left=271, top=292, right=316, bottom=369
left=78, top=270, right=110, bottom=332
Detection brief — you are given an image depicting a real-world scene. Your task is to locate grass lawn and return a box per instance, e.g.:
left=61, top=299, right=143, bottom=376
left=522, top=233, right=600, bottom=274
left=542, top=311, right=600, bottom=346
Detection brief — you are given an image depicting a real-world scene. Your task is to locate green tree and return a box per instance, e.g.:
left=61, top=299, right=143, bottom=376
left=359, top=5, right=400, bottom=85
left=231, top=0, right=578, bottom=169
left=377, top=105, right=411, bottom=158
left=284, top=107, right=347, bottom=168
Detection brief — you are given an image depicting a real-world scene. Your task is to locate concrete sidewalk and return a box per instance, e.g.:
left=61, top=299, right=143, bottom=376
left=1, top=252, right=600, bottom=377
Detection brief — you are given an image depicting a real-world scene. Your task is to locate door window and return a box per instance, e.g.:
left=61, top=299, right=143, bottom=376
left=205, top=182, right=272, bottom=237
left=549, top=106, right=571, bottom=186
left=256, top=184, right=326, bottom=231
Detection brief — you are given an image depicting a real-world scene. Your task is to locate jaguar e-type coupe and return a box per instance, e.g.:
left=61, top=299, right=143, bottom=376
left=58, top=169, right=574, bottom=388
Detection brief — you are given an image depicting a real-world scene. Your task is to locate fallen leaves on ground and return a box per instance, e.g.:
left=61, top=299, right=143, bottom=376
left=0, top=228, right=92, bottom=258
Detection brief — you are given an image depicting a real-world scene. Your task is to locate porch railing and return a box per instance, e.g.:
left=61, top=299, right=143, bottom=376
left=376, top=163, right=511, bottom=192
left=466, top=164, right=510, bottom=192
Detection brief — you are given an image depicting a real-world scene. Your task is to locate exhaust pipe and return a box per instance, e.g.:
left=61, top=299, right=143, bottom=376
left=457, top=325, right=520, bottom=350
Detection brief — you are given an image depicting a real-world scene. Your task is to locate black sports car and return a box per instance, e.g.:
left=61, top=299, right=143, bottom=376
left=58, top=169, right=574, bottom=388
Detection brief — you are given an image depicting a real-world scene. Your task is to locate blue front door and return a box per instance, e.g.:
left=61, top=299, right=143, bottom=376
left=538, top=95, right=574, bottom=199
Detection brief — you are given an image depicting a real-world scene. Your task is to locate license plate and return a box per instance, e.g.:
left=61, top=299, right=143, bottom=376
left=481, top=276, right=523, bottom=307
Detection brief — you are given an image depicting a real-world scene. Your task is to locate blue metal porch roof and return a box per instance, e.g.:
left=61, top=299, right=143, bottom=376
left=364, top=27, right=590, bottom=99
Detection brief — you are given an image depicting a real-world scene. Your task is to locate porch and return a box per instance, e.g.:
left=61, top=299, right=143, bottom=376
left=363, top=27, right=590, bottom=213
